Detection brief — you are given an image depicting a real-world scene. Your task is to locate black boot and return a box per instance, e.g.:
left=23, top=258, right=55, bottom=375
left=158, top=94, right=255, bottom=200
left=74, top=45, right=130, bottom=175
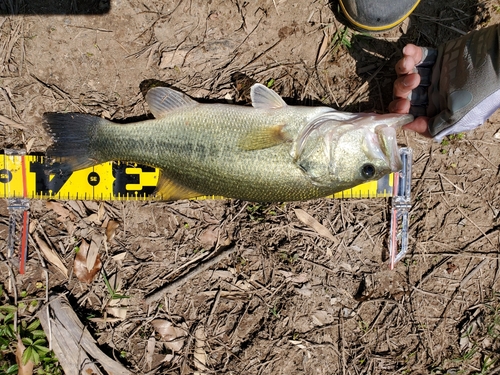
left=339, top=0, right=420, bottom=32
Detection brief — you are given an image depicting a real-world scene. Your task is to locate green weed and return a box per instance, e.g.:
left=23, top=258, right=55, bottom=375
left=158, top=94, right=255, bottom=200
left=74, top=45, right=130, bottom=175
left=0, top=303, right=62, bottom=374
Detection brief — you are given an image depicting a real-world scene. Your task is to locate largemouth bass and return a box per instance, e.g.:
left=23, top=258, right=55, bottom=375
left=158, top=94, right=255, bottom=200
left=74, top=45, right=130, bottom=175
left=44, top=84, right=412, bottom=202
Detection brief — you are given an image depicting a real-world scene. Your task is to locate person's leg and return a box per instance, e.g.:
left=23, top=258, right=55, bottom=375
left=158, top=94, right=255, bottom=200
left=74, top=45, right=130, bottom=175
left=339, top=0, right=420, bottom=32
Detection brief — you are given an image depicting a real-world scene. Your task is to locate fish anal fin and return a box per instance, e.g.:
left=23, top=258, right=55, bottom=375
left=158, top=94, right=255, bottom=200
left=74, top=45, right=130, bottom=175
left=239, top=123, right=290, bottom=151
left=145, top=87, right=199, bottom=119
left=155, top=173, right=202, bottom=201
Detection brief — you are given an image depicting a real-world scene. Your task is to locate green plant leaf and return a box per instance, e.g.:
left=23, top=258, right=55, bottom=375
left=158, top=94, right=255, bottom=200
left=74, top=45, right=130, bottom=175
left=6, top=364, right=18, bottom=374
left=4, top=312, right=15, bottom=324
left=0, top=336, right=10, bottom=349
left=31, top=348, right=40, bottom=365
left=32, top=338, right=47, bottom=346
left=21, top=337, right=33, bottom=346
left=30, top=329, right=46, bottom=339
left=34, top=344, right=51, bottom=355
left=0, top=305, right=17, bottom=314
left=26, top=319, right=41, bottom=332
left=6, top=323, right=16, bottom=339
left=21, top=345, right=33, bottom=365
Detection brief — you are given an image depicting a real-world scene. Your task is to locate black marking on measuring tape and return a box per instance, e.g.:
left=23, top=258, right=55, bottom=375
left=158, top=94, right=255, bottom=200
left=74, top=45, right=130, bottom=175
left=0, top=152, right=395, bottom=201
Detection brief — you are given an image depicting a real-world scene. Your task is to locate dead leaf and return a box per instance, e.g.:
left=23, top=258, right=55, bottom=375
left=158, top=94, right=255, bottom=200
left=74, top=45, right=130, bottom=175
left=83, top=200, right=99, bottom=212
left=311, top=310, right=329, bottom=326
left=0, top=114, right=26, bottom=129
left=316, top=27, right=331, bottom=65
left=106, top=307, right=128, bottom=320
left=87, top=235, right=102, bottom=272
left=289, top=339, right=307, bottom=350
left=294, top=208, right=335, bottom=241
left=107, top=273, right=122, bottom=294
left=194, top=326, right=208, bottom=374
left=198, top=225, right=219, bottom=248
left=279, top=270, right=309, bottom=284
left=151, top=320, right=187, bottom=352
left=106, top=220, right=120, bottom=243
left=25, top=138, right=36, bottom=154
left=34, top=233, right=68, bottom=277
left=74, top=239, right=102, bottom=283
left=16, top=337, right=34, bottom=375
left=46, top=201, right=75, bottom=222
left=97, top=203, right=106, bottom=222
left=84, top=213, right=101, bottom=225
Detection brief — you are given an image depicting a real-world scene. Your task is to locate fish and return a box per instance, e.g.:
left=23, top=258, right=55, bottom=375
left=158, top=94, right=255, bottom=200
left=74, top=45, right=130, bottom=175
left=43, top=83, right=413, bottom=202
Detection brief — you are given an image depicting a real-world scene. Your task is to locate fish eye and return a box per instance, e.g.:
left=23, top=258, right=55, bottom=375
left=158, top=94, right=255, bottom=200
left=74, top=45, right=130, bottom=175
left=361, top=163, right=375, bottom=179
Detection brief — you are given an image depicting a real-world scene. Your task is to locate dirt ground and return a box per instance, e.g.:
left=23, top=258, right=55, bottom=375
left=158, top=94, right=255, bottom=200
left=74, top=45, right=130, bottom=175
left=1, top=0, right=500, bottom=374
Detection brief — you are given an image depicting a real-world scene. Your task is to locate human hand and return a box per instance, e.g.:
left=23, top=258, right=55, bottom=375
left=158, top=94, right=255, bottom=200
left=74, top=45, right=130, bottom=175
left=390, top=25, right=500, bottom=141
left=389, top=44, right=432, bottom=137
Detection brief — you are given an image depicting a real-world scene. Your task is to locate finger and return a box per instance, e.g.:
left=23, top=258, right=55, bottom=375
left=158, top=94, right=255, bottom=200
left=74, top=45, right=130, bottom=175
left=395, top=55, right=418, bottom=76
left=388, top=97, right=411, bottom=114
left=402, top=117, right=432, bottom=138
left=395, top=44, right=424, bottom=76
left=402, top=44, right=423, bottom=63
left=393, top=73, right=421, bottom=99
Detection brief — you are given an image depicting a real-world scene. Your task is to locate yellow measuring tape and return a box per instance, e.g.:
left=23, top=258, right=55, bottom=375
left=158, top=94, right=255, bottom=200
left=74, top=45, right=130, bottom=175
left=0, top=152, right=395, bottom=201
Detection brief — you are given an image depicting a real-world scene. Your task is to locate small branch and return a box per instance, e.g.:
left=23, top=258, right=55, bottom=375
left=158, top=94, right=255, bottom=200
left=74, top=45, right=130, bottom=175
left=145, top=245, right=238, bottom=304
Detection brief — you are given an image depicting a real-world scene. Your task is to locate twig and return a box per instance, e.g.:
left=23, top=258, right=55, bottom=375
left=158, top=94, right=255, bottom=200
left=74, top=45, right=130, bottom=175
left=145, top=245, right=238, bottom=304
left=432, top=259, right=489, bottom=331
left=449, top=199, right=495, bottom=247
left=467, top=139, right=497, bottom=168
left=438, top=173, right=465, bottom=193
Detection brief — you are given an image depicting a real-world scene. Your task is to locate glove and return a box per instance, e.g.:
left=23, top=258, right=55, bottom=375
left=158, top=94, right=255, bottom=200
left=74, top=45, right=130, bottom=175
left=410, top=24, right=500, bottom=141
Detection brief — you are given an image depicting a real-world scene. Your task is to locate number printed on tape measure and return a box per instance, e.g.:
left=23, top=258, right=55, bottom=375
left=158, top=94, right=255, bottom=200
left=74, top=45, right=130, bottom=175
left=0, top=155, right=160, bottom=200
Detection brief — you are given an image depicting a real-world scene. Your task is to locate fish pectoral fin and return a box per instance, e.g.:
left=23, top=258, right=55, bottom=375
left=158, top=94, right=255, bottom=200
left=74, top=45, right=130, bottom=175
left=238, top=124, right=291, bottom=151
left=155, top=174, right=202, bottom=200
left=250, top=84, right=287, bottom=110
left=145, top=87, right=199, bottom=118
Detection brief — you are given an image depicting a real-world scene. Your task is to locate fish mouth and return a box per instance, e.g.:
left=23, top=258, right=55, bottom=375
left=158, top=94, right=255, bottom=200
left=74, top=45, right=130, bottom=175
left=368, top=125, right=402, bottom=172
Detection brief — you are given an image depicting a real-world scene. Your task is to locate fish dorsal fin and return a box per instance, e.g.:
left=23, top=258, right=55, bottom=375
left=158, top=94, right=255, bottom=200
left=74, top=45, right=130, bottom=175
left=146, top=87, right=199, bottom=118
left=250, top=84, right=287, bottom=110
left=238, top=124, right=291, bottom=151
left=155, top=173, right=202, bottom=200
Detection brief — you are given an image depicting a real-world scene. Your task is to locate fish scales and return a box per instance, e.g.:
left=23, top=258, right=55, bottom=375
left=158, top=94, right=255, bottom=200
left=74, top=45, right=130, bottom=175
left=44, top=84, right=413, bottom=202
left=93, top=105, right=334, bottom=201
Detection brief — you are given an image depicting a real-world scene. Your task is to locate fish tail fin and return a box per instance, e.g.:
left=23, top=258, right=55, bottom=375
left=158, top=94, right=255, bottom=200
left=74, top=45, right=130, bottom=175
left=43, top=112, right=109, bottom=172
